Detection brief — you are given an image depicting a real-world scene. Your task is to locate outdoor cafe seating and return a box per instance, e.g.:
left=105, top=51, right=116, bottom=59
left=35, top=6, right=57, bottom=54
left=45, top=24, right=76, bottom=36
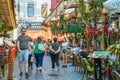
left=71, top=50, right=120, bottom=80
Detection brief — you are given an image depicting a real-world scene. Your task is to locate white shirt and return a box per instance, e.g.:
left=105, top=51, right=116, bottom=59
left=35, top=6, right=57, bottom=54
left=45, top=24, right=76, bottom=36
left=62, top=42, right=69, bottom=49
left=61, top=37, right=69, bottom=49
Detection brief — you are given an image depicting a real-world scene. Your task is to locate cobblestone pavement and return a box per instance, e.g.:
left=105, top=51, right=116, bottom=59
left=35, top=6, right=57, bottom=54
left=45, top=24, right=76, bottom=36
left=13, top=55, right=82, bottom=80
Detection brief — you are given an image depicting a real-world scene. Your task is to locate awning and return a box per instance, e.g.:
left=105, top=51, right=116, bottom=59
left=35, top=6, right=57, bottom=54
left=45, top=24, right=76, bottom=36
left=44, top=0, right=65, bottom=23
left=44, top=0, right=78, bottom=23
left=0, top=0, right=16, bottom=27
left=66, top=0, right=77, bottom=8
left=103, top=0, right=120, bottom=13
left=65, top=8, right=75, bottom=14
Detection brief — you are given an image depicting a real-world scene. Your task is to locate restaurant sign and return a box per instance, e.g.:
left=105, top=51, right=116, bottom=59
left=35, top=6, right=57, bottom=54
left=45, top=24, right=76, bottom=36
left=19, top=22, right=42, bottom=30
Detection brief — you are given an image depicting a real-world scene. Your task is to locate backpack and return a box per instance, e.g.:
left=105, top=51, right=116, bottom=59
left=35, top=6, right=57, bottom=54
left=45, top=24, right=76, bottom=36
left=38, top=43, right=45, bottom=52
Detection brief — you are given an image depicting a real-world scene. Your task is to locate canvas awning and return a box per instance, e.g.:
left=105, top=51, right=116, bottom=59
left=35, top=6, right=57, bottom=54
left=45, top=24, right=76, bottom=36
left=0, top=0, right=16, bottom=27
left=44, top=0, right=64, bottom=23
left=103, top=0, right=120, bottom=13
left=44, top=0, right=77, bottom=23
left=65, top=0, right=77, bottom=8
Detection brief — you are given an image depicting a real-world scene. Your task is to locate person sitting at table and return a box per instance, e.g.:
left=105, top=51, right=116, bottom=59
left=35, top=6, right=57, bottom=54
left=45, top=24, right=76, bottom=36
left=79, top=45, right=89, bottom=58
left=78, top=44, right=94, bottom=66
left=72, top=44, right=81, bottom=53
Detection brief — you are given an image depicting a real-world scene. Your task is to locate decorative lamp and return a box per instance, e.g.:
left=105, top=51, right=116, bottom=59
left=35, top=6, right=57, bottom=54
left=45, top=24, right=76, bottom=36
left=47, top=21, right=51, bottom=27
left=55, top=13, right=58, bottom=18
left=108, top=27, right=112, bottom=32
left=64, top=14, right=70, bottom=21
left=114, top=28, right=119, bottom=33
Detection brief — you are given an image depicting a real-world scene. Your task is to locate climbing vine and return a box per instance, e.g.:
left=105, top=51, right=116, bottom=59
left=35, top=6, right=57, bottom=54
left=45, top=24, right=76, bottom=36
left=78, top=0, right=106, bottom=22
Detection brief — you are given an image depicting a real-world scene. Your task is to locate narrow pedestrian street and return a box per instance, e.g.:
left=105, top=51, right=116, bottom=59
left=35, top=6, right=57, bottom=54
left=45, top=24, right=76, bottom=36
left=0, top=0, right=120, bottom=80
left=13, top=55, right=81, bottom=80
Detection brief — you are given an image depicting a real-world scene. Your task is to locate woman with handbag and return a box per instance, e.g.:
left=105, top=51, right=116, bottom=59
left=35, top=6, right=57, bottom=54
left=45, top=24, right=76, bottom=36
left=33, top=36, right=45, bottom=72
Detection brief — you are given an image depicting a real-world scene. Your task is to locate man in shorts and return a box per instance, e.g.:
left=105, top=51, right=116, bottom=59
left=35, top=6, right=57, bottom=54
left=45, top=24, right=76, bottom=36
left=17, top=28, right=30, bottom=78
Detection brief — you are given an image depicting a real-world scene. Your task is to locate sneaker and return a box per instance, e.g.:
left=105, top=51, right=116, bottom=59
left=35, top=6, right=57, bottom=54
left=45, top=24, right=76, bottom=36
left=39, top=69, right=42, bottom=72
left=20, top=72, right=23, bottom=77
left=31, top=67, right=33, bottom=70
left=38, top=67, right=42, bottom=72
left=36, top=68, right=39, bottom=71
left=25, top=72, right=29, bottom=78
left=52, top=68, right=55, bottom=71
left=62, top=65, right=65, bottom=68
left=64, top=65, right=67, bottom=68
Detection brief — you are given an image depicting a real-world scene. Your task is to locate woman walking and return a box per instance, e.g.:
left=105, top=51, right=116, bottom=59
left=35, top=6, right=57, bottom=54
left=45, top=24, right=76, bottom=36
left=28, top=38, right=34, bottom=71
left=33, top=36, right=45, bottom=72
left=61, top=34, right=69, bottom=68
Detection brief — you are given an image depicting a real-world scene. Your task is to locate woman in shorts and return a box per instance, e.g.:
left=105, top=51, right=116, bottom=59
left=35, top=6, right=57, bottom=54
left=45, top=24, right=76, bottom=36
left=61, top=34, right=69, bottom=68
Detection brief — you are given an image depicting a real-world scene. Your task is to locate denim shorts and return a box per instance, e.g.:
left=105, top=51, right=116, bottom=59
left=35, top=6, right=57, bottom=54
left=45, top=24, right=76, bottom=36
left=18, top=50, right=29, bottom=62
left=62, top=49, right=68, bottom=54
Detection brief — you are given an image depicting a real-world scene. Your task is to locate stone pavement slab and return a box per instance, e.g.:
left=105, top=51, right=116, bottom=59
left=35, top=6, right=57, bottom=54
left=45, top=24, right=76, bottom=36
left=13, top=55, right=82, bottom=80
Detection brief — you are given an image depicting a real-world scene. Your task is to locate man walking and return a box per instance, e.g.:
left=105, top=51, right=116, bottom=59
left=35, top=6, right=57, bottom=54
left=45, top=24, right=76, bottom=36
left=17, top=28, right=30, bottom=78
left=50, top=37, right=60, bottom=71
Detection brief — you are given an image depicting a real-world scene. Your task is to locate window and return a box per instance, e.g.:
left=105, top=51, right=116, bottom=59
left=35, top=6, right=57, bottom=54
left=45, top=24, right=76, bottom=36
left=27, top=4, right=34, bottom=17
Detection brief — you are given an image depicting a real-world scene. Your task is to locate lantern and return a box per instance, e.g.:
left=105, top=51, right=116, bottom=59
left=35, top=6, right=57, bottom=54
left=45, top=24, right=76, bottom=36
left=47, top=21, right=52, bottom=27
left=64, top=14, right=70, bottom=21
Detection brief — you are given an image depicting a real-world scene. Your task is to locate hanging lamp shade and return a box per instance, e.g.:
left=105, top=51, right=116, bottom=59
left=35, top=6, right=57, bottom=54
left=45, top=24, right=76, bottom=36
left=47, top=21, right=52, bottom=27
left=64, top=14, right=70, bottom=21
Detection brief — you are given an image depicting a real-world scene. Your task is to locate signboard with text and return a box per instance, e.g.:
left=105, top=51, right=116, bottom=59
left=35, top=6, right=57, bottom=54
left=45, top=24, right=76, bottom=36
left=18, top=22, right=42, bottom=30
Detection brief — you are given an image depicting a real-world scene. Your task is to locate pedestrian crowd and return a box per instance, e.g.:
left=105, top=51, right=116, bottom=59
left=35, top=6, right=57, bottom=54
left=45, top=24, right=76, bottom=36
left=16, top=28, right=92, bottom=78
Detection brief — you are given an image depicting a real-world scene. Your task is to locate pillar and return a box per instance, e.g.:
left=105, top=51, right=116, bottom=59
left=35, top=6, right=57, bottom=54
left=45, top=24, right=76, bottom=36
left=7, top=46, right=16, bottom=80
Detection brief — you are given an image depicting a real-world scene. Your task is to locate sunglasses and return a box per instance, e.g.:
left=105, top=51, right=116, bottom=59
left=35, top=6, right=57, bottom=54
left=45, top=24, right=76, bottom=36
left=21, top=31, right=26, bottom=32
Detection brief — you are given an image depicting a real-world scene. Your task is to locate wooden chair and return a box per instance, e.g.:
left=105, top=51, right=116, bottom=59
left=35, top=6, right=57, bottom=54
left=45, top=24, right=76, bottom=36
left=80, top=57, right=94, bottom=80
left=73, top=53, right=81, bottom=72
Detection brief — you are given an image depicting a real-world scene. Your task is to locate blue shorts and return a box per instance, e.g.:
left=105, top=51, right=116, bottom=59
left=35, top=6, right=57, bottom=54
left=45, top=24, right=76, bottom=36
left=62, top=49, right=68, bottom=54
left=18, top=50, right=29, bottom=62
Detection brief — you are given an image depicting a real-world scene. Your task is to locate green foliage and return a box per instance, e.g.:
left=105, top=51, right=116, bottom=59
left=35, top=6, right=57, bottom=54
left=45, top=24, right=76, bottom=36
left=78, top=0, right=86, bottom=18
left=50, top=24, right=57, bottom=35
left=59, top=15, right=67, bottom=33
left=50, top=15, right=68, bottom=35
left=96, top=0, right=106, bottom=8
left=0, top=19, right=10, bottom=38
left=0, top=19, right=4, bottom=31
left=76, top=18, right=82, bottom=25
left=68, top=33, right=74, bottom=40
left=78, top=0, right=105, bottom=22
